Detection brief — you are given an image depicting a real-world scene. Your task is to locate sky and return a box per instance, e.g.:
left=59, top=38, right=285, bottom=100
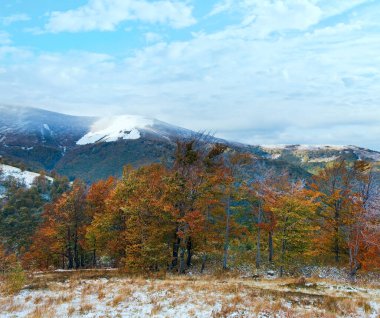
left=0, top=0, right=380, bottom=149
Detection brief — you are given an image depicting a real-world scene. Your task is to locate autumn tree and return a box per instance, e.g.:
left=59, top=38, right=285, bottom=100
left=168, top=138, right=226, bottom=273
left=271, top=182, right=318, bottom=276
left=119, top=165, right=175, bottom=272
left=246, top=168, right=286, bottom=268
left=23, top=203, right=64, bottom=269
left=28, top=180, right=88, bottom=269
left=344, top=161, right=380, bottom=277
left=58, top=180, right=88, bottom=269
left=312, top=160, right=353, bottom=264
left=221, top=152, right=253, bottom=270
left=85, top=177, right=116, bottom=267
left=0, top=183, right=45, bottom=255
left=312, top=159, right=380, bottom=277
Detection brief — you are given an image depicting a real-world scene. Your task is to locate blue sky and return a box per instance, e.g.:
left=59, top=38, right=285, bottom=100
left=1, top=0, right=380, bottom=149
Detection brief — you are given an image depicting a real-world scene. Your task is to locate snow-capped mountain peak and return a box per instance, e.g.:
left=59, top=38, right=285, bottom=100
left=76, top=115, right=153, bottom=145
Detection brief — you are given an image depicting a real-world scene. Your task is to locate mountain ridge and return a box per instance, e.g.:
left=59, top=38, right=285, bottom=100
left=0, top=105, right=379, bottom=182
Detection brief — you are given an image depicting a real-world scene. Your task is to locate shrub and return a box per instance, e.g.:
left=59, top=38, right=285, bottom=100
left=3, top=262, right=26, bottom=294
left=0, top=246, right=26, bottom=294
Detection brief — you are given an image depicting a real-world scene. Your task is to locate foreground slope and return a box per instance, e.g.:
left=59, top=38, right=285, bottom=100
left=1, top=271, right=379, bottom=318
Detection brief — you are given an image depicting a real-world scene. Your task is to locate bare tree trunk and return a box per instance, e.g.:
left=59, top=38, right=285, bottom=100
left=280, top=222, right=287, bottom=277
left=74, top=232, right=79, bottom=269
left=349, top=229, right=361, bottom=280
left=67, top=227, right=73, bottom=269
left=256, top=203, right=262, bottom=269
left=80, top=251, right=84, bottom=268
left=200, top=254, right=207, bottom=273
left=170, top=230, right=180, bottom=270
left=186, top=237, right=192, bottom=268
left=268, top=230, right=273, bottom=263
left=223, top=196, right=231, bottom=270
left=61, top=248, right=65, bottom=269
left=334, top=205, right=340, bottom=263
left=178, top=224, right=188, bottom=274
left=280, top=238, right=286, bottom=277
left=179, top=244, right=186, bottom=274
left=93, top=248, right=96, bottom=268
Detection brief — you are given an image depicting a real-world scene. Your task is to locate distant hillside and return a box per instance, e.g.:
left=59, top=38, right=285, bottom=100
left=258, top=145, right=380, bottom=174
left=0, top=105, right=379, bottom=183
left=0, top=163, right=53, bottom=188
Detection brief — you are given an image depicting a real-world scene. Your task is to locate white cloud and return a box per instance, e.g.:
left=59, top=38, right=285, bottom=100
left=243, top=0, right=322, bottom=35
left=0, top=31, right=11, bottom=45
left=144, top=32, right=163, bottom=43
left=1, top=0, right=380, bottom=149
left=1, top=13, right=30, bottom=26
left=208, top=0, right=234, bottom=16
left=210, top=0, right=323, bottom=35
left=44, top=0, right=196, bottom=32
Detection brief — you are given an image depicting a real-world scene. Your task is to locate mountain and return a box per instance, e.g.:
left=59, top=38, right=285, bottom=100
left=0, top=105, right=379, bottom=183
left=0, top=105, right=94, bottom=171
left=0, top=105, right=224, bottom=181
left=257, top=144, right=380, bottom=174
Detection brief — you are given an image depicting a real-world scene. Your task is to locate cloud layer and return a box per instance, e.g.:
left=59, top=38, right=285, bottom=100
left=0, top=0, right=380, bottom=150
left=45, top=0, right=196, bottom=32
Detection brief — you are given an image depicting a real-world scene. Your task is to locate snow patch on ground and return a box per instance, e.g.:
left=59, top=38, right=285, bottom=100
left=261, top=144, right=289, bottom=149
left=308, top=156, right=340, bottom=163
left=1, top=275, right=379, bottom=318
left=77, top=115, right=153, bottom=145
left=261, top=145, right=348, bottom=151
left=0, top=164, right=53, bottom=187
left=297, top=145, right=347, bottom=151
left=354, top=150, right=380, bottom=161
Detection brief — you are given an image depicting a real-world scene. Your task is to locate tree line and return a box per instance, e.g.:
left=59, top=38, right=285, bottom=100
left=1, top=139, right=379, bottom=278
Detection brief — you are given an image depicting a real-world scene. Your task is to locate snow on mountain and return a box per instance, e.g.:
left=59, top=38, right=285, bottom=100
left=75, top=114, right=198, bottom=146
left=259, top=144, right=380, bottom=163
left=261, top=144, right=347, bottom=151
left=0, top=164, right=53, bottom=187
left=76, top=115, right=154, bottom=145
left=0, top=104, right=94, bottom=146
left=308, top=156, right=340, bottom=163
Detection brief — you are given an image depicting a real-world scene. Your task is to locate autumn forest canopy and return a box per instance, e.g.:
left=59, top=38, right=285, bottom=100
left=0, top=138, right=379, bottom=279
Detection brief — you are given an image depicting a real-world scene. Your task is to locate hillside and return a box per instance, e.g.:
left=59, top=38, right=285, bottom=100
left=0, top=164, right=53, bottom=188
left=258, top=145, right=380, bottom=174
left=0, top=105, right=379, bottom=182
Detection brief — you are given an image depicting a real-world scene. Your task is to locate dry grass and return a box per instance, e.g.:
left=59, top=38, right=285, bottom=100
left=56, top=293, right=73, bottom=304
left=67, top=306, right=76, bottom=316
left=0, top=270, right=378, bottom=317
left=33, top=296, right=43, bottom=304
left=97, top=288, right=106, bottom=300
left=79, top=303, right=93, bottom=314
left=150, top=303, right=163, bottom=315
left=111, top=293, right=126, bottom=307
left=28, top=305, right=56, bottom=318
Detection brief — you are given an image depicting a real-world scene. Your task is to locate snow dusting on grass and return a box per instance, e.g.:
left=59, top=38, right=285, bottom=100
left=1, top=271, right=379, bottom=317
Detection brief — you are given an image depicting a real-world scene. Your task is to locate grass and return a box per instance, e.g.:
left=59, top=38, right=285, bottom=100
left=79, top=303, right=93, bottom=315
left=1, top=263, right=26, bottom=295
left=0, top=269, right=378, bottom=317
